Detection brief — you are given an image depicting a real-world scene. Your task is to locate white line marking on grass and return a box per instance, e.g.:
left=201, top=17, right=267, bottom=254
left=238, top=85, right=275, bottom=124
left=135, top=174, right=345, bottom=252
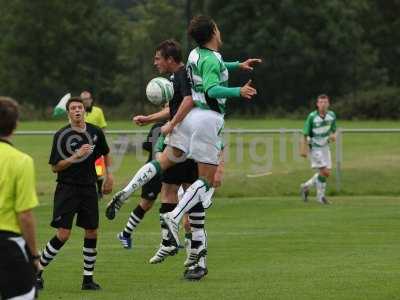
left=246, top=172, right=273, bottom=178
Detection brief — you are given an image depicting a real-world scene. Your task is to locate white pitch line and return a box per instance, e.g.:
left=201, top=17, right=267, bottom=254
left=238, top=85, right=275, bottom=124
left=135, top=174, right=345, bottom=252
left=246, top=172, right=273, bottom=178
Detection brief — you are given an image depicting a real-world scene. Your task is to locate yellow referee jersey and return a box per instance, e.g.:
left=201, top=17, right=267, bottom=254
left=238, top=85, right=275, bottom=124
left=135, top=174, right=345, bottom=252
left=85, top=106, right=107, bottom=129
left=0, top=140, right=38, bottom=234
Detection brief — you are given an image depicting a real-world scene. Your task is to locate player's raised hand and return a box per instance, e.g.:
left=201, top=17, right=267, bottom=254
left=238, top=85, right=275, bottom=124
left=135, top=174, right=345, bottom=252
left=240, top=58, right=262, bottom=71
left=240, top=80, right=257, bottom=100
left=133, top=115, right=149, bottom=126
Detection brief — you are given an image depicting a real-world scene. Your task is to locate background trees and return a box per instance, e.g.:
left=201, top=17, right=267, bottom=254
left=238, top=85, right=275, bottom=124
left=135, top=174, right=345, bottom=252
left=0, top=0, right=398, bottom=118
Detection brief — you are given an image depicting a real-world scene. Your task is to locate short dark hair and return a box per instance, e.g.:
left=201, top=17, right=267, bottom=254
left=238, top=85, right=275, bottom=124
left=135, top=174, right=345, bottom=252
left=0, top=96, right=19, bottom=137
left=317, top=94, right=330, bottom=101
left=66, top=97, right=84, bottom=111
left=188, top=15, right=216, bottom=46
left=156, top=39, right=182, bottom=63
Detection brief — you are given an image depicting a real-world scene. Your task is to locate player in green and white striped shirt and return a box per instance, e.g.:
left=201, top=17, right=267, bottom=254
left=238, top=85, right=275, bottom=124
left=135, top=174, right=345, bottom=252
left=162, top=16, right=260, bottom=279
left=105, top=16, right=261, bottom=280
left=300, top=95, right=337, bottom=204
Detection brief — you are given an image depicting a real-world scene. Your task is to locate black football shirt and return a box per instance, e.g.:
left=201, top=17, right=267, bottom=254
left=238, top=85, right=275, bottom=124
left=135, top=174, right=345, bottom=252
left=49, top=123, right=110, bottom=185
left=169, top=65, right=192, bottom=119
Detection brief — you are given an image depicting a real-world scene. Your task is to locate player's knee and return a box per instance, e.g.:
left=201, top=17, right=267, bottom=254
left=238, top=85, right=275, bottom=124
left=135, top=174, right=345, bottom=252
left=84, top=229, right=97, bottom=239
left=57, top=229, right=71, bottom=242
left=140, top=199, right=154, bottom=211
left=321, top=169, right=331, bottom=177
left=159, top=152, right=176, bottom=170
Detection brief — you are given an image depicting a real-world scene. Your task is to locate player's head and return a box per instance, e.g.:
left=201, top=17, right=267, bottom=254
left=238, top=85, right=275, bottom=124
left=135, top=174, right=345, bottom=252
left=80, top=90, right=93, bottom=111
left=154, top=39, right=182, bottom=74
left=188, top=15, right=222, bottom=49
left=0, top=96, right=19, bottom=138
left=316, top=94, right=330, bottom=113
left=66, top=97, right=85, bottom=123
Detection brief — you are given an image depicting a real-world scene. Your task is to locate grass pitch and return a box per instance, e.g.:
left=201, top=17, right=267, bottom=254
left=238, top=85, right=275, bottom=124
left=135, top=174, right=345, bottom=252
left=35, top=196, right=400, bottom=300
left=13, top=119, right=400, bottom=299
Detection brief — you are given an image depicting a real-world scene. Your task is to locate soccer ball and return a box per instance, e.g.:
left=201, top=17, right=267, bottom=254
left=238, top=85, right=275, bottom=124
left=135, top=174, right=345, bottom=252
left=146, top=77, right=174, bottom=105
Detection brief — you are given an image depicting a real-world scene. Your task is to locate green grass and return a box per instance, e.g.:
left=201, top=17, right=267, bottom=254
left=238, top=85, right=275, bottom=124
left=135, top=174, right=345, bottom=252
left=14, top=119, right=400, bottom=197
left=36, top=196, right=400, bottom=300
left=9, top=119, right=400, bottom=299
left=17, top=118, right=400, bottom=130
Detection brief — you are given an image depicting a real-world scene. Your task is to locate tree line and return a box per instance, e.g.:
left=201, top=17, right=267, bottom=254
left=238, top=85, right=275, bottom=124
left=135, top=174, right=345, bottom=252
left=0, top=0, right=398, bottom=119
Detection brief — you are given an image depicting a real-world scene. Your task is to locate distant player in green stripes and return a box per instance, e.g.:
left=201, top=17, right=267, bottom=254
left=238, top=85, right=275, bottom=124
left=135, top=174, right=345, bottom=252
left=300, top=94, right=337, bottom=204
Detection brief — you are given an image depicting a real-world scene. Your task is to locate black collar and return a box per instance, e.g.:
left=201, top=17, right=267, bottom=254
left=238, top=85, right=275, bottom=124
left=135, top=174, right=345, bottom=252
left=199, top=46, right=217, bottom=52
left=0, top=138, right=13, bottom=146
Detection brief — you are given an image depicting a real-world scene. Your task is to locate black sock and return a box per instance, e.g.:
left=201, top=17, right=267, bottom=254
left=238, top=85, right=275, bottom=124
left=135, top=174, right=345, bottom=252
left=159, top=203, right=177, bottom=214
left=40, top=235, right=65, bottom=267
left=123, top=205, right=147, bottom=237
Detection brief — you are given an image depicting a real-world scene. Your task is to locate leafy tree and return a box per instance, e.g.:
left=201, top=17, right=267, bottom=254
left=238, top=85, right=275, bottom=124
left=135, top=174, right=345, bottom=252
left=207, top=0, right=386, bottom=113
left=0, top=0, right=123, bottom=108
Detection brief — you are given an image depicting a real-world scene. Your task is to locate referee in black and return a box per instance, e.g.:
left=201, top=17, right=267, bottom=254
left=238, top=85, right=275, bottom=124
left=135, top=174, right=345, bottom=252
left=0, top=97, right=40, bottom=299
left=37, top=97, right=113, bottom=291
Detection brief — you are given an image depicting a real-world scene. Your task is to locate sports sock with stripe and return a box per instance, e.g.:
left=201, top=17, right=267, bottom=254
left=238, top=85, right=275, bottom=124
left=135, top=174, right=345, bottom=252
left=122, top=205, right=146, bottom=238
left=170, top=178, right=210, bottom=224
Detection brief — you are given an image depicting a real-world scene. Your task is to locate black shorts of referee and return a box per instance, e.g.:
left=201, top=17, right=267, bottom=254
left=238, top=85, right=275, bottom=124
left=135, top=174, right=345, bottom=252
left=0, top=231, right=36, bottom=300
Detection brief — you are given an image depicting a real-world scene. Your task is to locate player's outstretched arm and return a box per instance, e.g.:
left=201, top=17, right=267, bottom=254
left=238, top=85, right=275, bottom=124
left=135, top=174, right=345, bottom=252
left=224, top=59, right=262, bottom=72
left=239, top=58, right=262, bottom=71
left=207, top=79, right=257, bottom=100
left=161, top=96, right=194, bottom=135
left=133, top=106, right=170, bottom=126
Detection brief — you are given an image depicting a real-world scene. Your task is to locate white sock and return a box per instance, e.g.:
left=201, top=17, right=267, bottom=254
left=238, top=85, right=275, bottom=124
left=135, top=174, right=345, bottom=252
left=169, top=179, right=209, bottom=224
left=304, top=173, right=318, bottom=189
left=195, top=229, right=207, bottom=269
left=122, top=161, right=160, bottom=196
left=316, top=176, right=327, bottom=200
left=198, top=256, right=206, bottom=269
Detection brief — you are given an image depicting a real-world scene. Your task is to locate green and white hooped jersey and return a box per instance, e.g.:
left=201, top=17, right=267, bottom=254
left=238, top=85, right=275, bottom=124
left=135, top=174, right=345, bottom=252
left=186, top=47, right=229, bottom=114
left=303, top=110, right=337, bottom=148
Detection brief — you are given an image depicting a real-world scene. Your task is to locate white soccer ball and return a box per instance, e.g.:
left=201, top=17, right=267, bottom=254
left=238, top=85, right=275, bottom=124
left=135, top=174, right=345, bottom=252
left=146, top=77, right=174, bottom=105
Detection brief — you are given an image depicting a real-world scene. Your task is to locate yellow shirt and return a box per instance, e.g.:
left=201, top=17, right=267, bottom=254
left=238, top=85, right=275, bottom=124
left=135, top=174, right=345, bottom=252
left=0, top=140, right=38, bottom=234
left=85, top=106, right=107, bottom=129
